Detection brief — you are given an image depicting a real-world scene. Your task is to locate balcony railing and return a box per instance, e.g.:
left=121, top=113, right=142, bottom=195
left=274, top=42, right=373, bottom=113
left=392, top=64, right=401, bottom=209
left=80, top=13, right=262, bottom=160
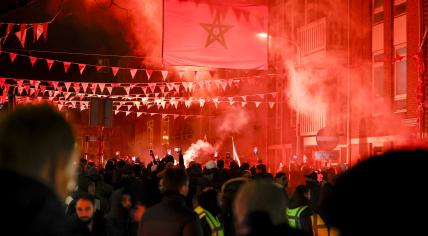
left=299, top=103, right=327, bottom=136
left=298, top=17, right=327, bottom=56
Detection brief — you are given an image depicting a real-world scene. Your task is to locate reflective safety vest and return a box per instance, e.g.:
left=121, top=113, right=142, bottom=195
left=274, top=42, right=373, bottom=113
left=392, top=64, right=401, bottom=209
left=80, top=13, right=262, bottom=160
left=194, top=206, right=224, bottom=236
left=311, top=214, right=339, bottom=236
left=286, top=206, right=309, bottom=229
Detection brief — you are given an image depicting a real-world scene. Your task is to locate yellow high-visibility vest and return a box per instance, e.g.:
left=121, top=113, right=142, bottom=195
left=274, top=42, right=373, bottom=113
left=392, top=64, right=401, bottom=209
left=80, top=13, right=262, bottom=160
left=194, top=206, right=224, bottom=236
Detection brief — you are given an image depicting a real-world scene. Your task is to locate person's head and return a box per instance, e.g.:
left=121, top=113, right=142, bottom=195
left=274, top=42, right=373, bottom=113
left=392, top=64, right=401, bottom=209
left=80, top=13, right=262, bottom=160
left=77, top=175, right=96, bottom=195
left=230, top=160, right=239, bottom=170
left=220, top=177, right=249, bottom=214
left=0, top=104, right=77, bottom=199
left=323, top=149, right=428, bottom=236
left=217, top=159, right=224, bottom=169
left=76, top=194, right=96, bottom=223
left=274, top=172, right=288, bottom=188
left=290, top=185, right=309, bottom=208
left=197, top=187, right=221, bottom=215
left=234, top=181, right=289, bottom=235
left=240, top=162, right=250, bottom=171
left=255, top=164, right=267, bottom=174
left=162, top=167, right=189, bottom=196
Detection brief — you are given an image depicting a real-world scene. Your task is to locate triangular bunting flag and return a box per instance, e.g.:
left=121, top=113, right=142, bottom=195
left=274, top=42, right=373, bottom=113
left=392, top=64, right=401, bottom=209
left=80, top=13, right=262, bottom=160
left=91, top=85, right=97, bottom=94
left=173, top=83, right=181, bottom=92
left=271, top=92, right=278, bottom=99
left=195, top=71, right=201, bottom=80
left=63, top=62, right=71, bottom=73
left=127, top=105, right=133, bottom=111
left=46, top=59, right=54, bottom=70
left=241, top=102, right=247, bottom=108
left=130, top=69, right=138, bottom=79
left=162, top=114, right=168, bottom=119
left=148, top=83, right=156, bottom=93
left=29, top=57, right=37, bottom=66
left=95, top=66, right=103, bottom=71
left=188, top=82, right=195, bottom=92
left=111, top=67, right=119, bottom=77
left=161, top=100, right=166, bottom=109
left=137, top=112, right=143, bottom=117
left=145, top=70, right=153, bottom=80
left=78, top=64, right=86, bottom=75
left=6, top=24, right=13, bottom=36
left=255, top=101, right=262, bottom=108
left=124, top=86, right=130, bottom=95
left=220, top=81, right=228, bottom=91
left=9, top=53, right=17, bottom=63
left=212, top=98, right=219, bottom=109
left=257, top=94, right=265, bottom=99
left=50, top=81, right=58, bottom=90
left=166, top=83, right=174, bottom=91
left=115, top=110, right=120, bottom=115
left=81, top=83, right=89, bottom=92
left=98, top=83, right=105, bottom=93
left=174, top=114, right=179, bottom=120
left=42, top=24, right=48, bottom=40
left=178, top=71, right=184, bottom=79
left=64, top=82, right=71, bottom=91
left=141, top=86, right=148, bottom=94
left=161, top=70, right=168, bottom=81
left=73, top=83, right=80, bottom=93
left=159, top=85, right=166, bottom=93
left=107, top=86, right=113, bottom=94
left=199, top=98, right=205, bottom=108
left=269, top=102, right=275, bottom=109
left=36, top=24, right=44, bottom=41
left=228, top=80, right=234, bottom=87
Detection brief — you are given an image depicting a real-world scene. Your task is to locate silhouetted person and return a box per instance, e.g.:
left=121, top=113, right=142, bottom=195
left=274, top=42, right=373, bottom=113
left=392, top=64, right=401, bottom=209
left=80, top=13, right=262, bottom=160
left=322, top=149, right=428, bottom=236
left=138, top=167, right=203, bottom=236
left=194, top=188, right=223, bottom=236
left=0, top=105, right=77, bottom=236
left=287, top=185, right=313, bottom=236
left=234, top=181, right=306, bottom=236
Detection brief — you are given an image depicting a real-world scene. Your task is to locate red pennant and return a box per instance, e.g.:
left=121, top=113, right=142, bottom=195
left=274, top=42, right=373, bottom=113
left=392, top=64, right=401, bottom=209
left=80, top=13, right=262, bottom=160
left=46, top=59, right=54, bottom=70
left=9, top=53, right=17, bottom=63
left=0, top=78, right=5, bottom=88
left=124, top=86, right=130, bottom=95
left=145, top=70, right=153, bottom=80
left=91, top=84, right=97, bottom=94
left=142, top=86, right=148, bottom=94
left=6, top=24, right=13, bottom=36
left=63, top=62, right=71, bottom=73
left=130, top=69, right=138, bottom=79
left=15, top=30, right=27, bottom=48
left=32, top=24, right=38, bottom=42
left=42, top=24, right=48, bottom=40
left=40, top=86, right=46, bottom=93
left=33, top=89, right=40, bottom=96
left=78, top=64, right=86, bottom=74
left=73, top=83, right=80, bottom=93
left=95, top=66, right=103, bottom=71
left=111, top=67, right=119, bottom=77
left=173, top=83, right=181, bottom=92
left=29, top=56, right=37, bottom=66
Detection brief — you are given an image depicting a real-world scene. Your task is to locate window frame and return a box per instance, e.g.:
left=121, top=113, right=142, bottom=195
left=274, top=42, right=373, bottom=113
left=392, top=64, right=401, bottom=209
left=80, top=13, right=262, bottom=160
left=393, top=44, right=407, bottom=101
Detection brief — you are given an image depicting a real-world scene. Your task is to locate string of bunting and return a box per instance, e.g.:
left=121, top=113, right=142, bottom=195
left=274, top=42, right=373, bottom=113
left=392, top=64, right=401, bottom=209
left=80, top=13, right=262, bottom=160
left=0, top=77, right=279, bottom=110
left=0, top=49, right=278, bottom=82
left=0, top=10, right=61, bottom=47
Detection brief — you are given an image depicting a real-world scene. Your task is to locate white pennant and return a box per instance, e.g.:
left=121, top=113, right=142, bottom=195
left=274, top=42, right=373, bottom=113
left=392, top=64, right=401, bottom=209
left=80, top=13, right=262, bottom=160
left=98, top=83, right=105, bottom=93
left=199, top=98, right=205, bottom=108
left=137, top=112, right=143, bottom=117
left=269, top=102, right=275, bottom=109
left=255, top=101, right=262, bottom=108
left=148, top=83, right=156, bottom=93
left=173, top=83, right=181, bottom=92
left=124, top=86, right=130, bottom=95
left=161, top=70, right=168, bottom=81
left=126, top=111, right=131, bottom=116
left=64, top=82, right=71, bottom=91
left=178, top=71, right=184, bottom=79
left=127, top=105, right=133, bottom=110
left=115, top=110, right=120, bottom=115
left=130, top=69, right=138, bottom=79
left=106, top=86, right=113, bottom=94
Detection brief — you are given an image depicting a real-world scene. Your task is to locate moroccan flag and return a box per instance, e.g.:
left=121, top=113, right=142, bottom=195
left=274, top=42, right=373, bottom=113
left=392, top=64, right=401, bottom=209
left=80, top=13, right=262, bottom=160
left=163, top=0, right=268, bottom=69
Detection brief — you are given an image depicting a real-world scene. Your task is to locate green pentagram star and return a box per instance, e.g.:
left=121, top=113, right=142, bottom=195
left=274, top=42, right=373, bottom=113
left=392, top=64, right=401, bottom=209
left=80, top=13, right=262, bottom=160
left=200, top=11, right=233, bottom=49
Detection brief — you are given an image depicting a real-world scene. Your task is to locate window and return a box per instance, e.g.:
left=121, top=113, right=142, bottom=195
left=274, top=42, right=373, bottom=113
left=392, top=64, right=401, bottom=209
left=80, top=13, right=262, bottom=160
left=373, top=53, right=384, bottom=98
left=394, top=47, right=407, bottom=99
left=373, top=0, right=384, bottom=24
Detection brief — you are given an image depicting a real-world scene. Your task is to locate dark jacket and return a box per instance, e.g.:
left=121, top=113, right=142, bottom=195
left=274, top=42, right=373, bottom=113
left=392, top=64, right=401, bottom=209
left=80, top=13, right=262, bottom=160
left=138, top=192, right=203, bottom=236
left=0, top=170, right=74, bottom=236
left=69, top=212, right=108, bottom=236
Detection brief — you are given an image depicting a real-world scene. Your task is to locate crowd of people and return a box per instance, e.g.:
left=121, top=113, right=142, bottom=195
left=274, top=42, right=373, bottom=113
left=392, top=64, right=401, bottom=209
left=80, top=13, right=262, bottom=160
left=1, top=104, right=428, bottom=236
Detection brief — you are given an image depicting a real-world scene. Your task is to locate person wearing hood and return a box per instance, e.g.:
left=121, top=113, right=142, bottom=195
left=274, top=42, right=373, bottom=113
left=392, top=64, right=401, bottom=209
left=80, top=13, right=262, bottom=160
left=105, top=188, right=138, bottom=236
left=194, top=188, right=224, bottom=236
left=287, top=185, right=313, bottom=236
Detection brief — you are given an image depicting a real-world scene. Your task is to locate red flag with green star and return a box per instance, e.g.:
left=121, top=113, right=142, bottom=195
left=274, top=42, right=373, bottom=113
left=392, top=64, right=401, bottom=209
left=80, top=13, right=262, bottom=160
left=163, top=0, right=268, bottom=69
